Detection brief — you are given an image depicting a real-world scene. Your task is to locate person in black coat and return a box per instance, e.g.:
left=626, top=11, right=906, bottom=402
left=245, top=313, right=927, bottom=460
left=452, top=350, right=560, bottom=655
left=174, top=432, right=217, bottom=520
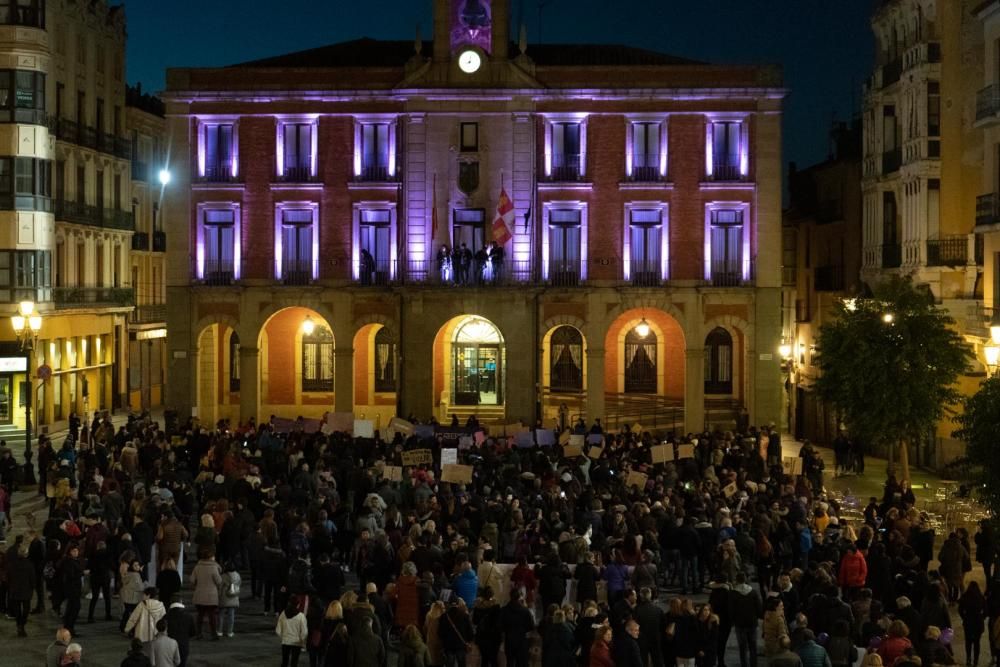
left=613, top=619, right=644, bottom=667
left=156, top=559, right=182, bottom=611
left=635, top=587, right=665, bottom=667
left=86, top=540, right=114, bottom=622
left=440, top=600, right=475, bottom=667
left=500, top=590, right=535, bottom=667
left=574, top=552, right=599, bottom=604
left=8, top=543, right=35, bottom=637
left=536, top=554, right=570, bottom=610
left=58, top=543, right=84, bottom=633
left=707, top=581, right=732, bottom=667
left=542, top=610, right=577, bottom=667
left=165, top=601, right=196, bottom=667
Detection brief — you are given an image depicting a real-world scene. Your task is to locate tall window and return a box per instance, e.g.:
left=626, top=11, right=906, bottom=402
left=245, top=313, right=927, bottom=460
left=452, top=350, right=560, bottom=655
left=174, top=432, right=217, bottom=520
left=709, top=208, right=744, bottom=286
left=927, top=81, right=940, bottom=137
left=0, top=70, right=44, bottom=123
left=551, top=122, right=582, bottom=180
left=0, top=0, right=45, bottom=28
left=550, top=326, right=583, bottom=392
left=302, top=325, right=334, bottom=392
left=460, top=122, right=479, bottom=152
left=280, top=208, right=313, bottom=284
left=361, top=123, right=391, bottom=181
left=203, top=209, right=236, bottom=282
left=629, top=208, right=663, bottom=286
left=359, top=209, right=391, bottom=284
left=229, top=331, right=240, bottom=392
left=710, top=121, right=742, bottom=180
left=704, top=327, right=733, bottom=394
left=0, top=157, right=51, bottom=210
left=204, top=124, right=234, bottom=181
left=0, top=249, right=50, bottom=302
left=548, top=208, right=582, bottom=286
left=281, top=122, right=313, bottom=181
left=374, top=327, right=395, bottom=392
left=624, top=327, right=657, bottom=394
left=631, top=122, right=661, bottom=181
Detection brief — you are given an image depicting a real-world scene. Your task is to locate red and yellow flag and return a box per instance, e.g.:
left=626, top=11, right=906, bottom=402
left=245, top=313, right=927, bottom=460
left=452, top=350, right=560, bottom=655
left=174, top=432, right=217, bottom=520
left=492, top=187, right=514, bottom=245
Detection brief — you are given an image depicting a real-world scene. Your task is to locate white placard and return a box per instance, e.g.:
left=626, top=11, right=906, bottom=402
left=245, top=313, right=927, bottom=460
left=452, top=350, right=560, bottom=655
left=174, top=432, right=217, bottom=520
left=442, top=448, right=458, bottom=465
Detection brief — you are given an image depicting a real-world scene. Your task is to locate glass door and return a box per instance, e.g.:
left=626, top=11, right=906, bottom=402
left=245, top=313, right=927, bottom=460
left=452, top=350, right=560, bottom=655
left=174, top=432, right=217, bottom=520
left=453, top=344, right=480, bottom=405
left=477, top=345, right=501, bottom=405
left=0, top=375, right=11, bottom=424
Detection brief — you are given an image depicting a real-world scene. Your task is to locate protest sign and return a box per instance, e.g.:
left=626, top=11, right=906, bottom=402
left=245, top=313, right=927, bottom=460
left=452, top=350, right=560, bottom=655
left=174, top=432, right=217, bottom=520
left=782, top=457, right=803, bottom=475
left=626, top=470, right=648, bottom=489
left=458, top=436, right=474, bottom=450
left=651, top=445, right=672, bottom=464
left=387, top=417, right=414, bottom=437
left=514, top=431, right=535, bottom=448
left=401, top=449, right=433, bottom=466
left=413, top=424, right=436, bottom=439
left=563, top=443, right=583, bottom=459
left=723, top=482, right=738, bottom=498
left=383, top=466, right=403, bottom=482
left=569, top=434, right=585, bottom=448
left=558, top=430, right=571, bottom=445
left=441, top=464, right=473, bottom=484
left=326, top=412, right=354, bottom=434
left=441, top=448, right=458, bottom=465
left=586, top=434, right=604, bottom=445
left=677, top=444, right=695, bottom=460
left=354, top=419, right=374, bottom=439
left=535, top=429, right=555, bottom=446
left=588, top=446, right=604, bottom=460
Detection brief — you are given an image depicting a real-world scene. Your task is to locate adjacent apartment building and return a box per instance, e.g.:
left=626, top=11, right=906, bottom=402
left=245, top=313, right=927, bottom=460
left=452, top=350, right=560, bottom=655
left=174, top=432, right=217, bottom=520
left=162, top=0, right=786, bottom=432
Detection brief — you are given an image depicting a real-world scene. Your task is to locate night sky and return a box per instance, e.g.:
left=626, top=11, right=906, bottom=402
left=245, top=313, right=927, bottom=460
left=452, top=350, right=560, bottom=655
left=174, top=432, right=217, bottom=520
left=124, top=0, right=873, bottom=174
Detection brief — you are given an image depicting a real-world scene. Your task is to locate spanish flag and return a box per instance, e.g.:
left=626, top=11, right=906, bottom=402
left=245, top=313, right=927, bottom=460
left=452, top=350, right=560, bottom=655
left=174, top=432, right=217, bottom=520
left=492, top=186, right=514, bottom=245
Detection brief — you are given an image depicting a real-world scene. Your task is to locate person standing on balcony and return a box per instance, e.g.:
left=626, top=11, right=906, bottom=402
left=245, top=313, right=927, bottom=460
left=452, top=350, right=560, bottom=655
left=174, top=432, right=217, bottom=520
left=489, top=241, right=505, bottom=283
left=458, top=244, right=471, bottom=285
left=360, top=248, right=375, bottom=286
left=437, top=245, right=452, bottom=283
left=474, top=246, right=489, bottom=285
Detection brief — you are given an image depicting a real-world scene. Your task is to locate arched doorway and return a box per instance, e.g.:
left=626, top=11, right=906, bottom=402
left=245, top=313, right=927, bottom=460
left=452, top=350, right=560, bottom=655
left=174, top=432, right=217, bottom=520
left=624, top=327, right=657, bottom=393
left=452, top=317, right=504, bottom=405
left=194, top=320, right=240, bottom=425
left=257, top=307, right=336, bottom=418
left=704, top=327, right=733, bottom=394
left=374, top=327, right=396, bottom=393
left=550, top=326, right=583, bottom=392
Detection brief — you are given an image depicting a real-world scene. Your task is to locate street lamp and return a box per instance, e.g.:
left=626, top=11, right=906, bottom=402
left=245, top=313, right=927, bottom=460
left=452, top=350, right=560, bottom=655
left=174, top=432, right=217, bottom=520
left=158, top=168, right=172, bottom=186
left=634, top=318, right=650, bottom=339
left=882, top=312, right=894, bottom=324
left=779, top=342, right=792, bottom=360
left=10, top=301, right=41, bottom=457
left=986, top=344, right=1000, bottom=376
left=302, top=315, right=316, bottom=336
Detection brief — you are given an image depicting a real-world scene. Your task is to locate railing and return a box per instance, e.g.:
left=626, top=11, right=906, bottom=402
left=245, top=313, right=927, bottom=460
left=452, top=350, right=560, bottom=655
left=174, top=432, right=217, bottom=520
left=102, top=208, right=134, bottom=231
left=814, top=265, right=845, bottom=292
left=53, top=287, right=134, bottom=309
left=711, top=163, right=742, bottom=182
left=78, top=125, right=96, bottom=149
left=977, top=193, right=1000, bottom=227
left=926, top=237, right=968, bottom=267
left=114, top=136, right=131, bottom=160
left=548, top=266, right=582, bottom=287
left=0, top=3, right=45, bottom=29
left=548, top=155, right=583, bottom=182
left=404, top=259, right=533, bottom=286
left=280, top=260, right=314, bottom=286
left=55, top=199, right=99, bottom=226
left=709, top=258, right=754, bottom=287
left=629, top=165, right=661, bottom=182
left=355, top=259, right=396, bottom=287
left=131, top=161, right=148, bottom=181
left=881, top=243, right=902, bottom=268
left=882, top=58, right=902, bottom=87
left=130, top=303, right=167, bottom=324
left=152, top=231, right=166, bottom=252
left=903, top=41, right=940, bottom=70
left=277, top=166, right=317, bottom=183
left=198, top=165, right=239, bottom=183
left=201, top=260, right=236, bottom=286
left=629, top=261, right=664, bottom=287
left=977, top=85, right=1000, bottom=122
left=131, top=232, right=149, bottom=251
left=358, top=165, right=392, bottom=182
left=600, top=393, right=685, bottom=434
left=882, top=147, right=902, bottom=174
left=57, top=118, right=78, bottom=144
left=965, top=303, right=995, bottom=339
left=96, top=131, right=115, bottom=154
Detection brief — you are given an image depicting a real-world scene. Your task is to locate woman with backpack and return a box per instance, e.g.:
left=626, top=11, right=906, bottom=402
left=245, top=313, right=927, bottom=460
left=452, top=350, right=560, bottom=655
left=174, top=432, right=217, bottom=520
left=219, top=560, right=241, bottom=638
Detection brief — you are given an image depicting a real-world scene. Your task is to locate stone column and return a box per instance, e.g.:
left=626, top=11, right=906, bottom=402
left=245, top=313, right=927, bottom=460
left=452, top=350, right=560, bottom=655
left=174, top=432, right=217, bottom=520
left=684, top=347, right=705, bottom=434
left=238, top=345, right=260, bottom=425
left=334, top=348, right=354, bottom=414
left=585, top=347, right=605, bottom=423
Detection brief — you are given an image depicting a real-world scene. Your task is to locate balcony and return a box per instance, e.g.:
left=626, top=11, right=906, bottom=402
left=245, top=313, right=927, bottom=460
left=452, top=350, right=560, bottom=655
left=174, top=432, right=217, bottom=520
left=0, top=3, right=44, bottom=29
left=101, top=208, right=134, bottom=231
left=78, top=125, right=96, bottom=149
left=277, top=166, right=319, bottom=184
left=55, top=199, right=98, bottom=226
left=57, top=118, right=78, bottom=143
left=976, top=193, right=1000, bottom=228
left=629, top=261, right=664, bottom=287
left=814, top=265, right=845, bottom=292
left=131, top=232, right=149, bottom=251
left=629, top=165, right=661, bottom=183
left=903, top=41, right=940, bottom=71
left=710, top=162, right=744, bottom=182
left=355, top=259, right=396, bottom=287
left=357, top=165, right=394, bottom=183
left=152, top=230, right=166, bottom=252
left=977, top=85, right=1000, bottom=124
left=709, top=258, right=755, bottom=287
left=280, top=260, right=314, bottom=286
left=548, top=266, right=582, bottom=287
left=131, top=161, right=148, bottom=182
left=130, top=304, right=167, bottom=325
left=201, top=260, right=236, bottom=286
left=926, top=237, right=968, bottom=267
left=547, top=155, right=583, bottom=182
left=881, top=243, right=902, bottom=268
left=196, top=165, right=240, bottom=184
left=882, top=147, right=902, bottom=174
left=114, top=136, right=131, bottom=160
left=882, top=58, right=902, bottom=87
left=404, top=259, right=533, bottom=286
left=53, top=287, right=134, bottom=309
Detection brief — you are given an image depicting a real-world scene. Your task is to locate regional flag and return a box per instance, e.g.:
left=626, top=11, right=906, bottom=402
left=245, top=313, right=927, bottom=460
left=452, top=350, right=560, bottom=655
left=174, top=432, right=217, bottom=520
left=492, top=187, right=514, bottom=245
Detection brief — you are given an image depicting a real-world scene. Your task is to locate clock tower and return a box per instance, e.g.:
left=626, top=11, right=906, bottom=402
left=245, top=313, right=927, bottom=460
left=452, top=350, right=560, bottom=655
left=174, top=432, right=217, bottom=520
left=433, top=0, right=509, bottom=65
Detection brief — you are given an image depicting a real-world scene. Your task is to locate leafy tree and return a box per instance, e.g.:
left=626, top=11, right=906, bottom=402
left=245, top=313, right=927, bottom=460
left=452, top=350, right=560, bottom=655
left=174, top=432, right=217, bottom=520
left=814, top=275, right=972, bottom=480
left=953, top=377, right=1000, bottom=515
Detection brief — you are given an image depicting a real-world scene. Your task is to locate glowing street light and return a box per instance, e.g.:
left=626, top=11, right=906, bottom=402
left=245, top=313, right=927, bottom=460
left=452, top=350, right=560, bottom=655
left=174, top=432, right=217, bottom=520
left=634, top=318, right=650, bottom=338
left=986, top=344, right=1000, bottom=376
left=158, top=168, right=172, bottom=186
left=882, top=313, right=894, bottom=324
left=302, top=315, right=316, bottom=336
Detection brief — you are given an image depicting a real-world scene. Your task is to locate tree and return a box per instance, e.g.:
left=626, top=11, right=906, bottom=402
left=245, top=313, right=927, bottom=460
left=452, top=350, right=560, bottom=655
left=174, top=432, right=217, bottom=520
left=953, top=377, right=1000, bottom=516
left=814, top=275, right=972, bottom=480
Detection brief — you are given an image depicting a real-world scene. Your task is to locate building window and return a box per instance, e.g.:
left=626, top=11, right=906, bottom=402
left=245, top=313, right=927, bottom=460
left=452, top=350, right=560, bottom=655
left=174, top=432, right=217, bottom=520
left=550, top=121, right=583, bottom=181
left=229, top=331, right=240, bottom=392
left=629, top=121, right=663, bottom=181
left=374, top=327, right=395, bottom=392
left=628, top=208, right=664, bottom=286
left=0, top=249, right=50, bottom=302
left=0, top=0, right=45, bottom=28
left=358, top=208, right=392, bottom=285
left=279, top=121, right=315, bottom=181
left=358, top=122, right=392, bottom=181
left=706, top=206, right=747, bottom=286
left=624, top=327, right=657, bottom=394
left=301, top=324, right=334, bottom=392
left=550, top=325, right=583, bottom=392
left=704, top=327, right=733, bottom=395
left=200, top=208, right=237, bottom=283
left=0, top=157, right=51, bottom=211
left=927, top=81, right=940, bottom=138
left=548, top=208, right=582, bottom=286
left=460, top=122, right=479, bottom=152
left=278, top=208, right=314, bottom=285
left=707, top=120, right=745, bottom=181
left=0, top=70, right=44, bottom=123
left=201, top=123, right=236, bottom=181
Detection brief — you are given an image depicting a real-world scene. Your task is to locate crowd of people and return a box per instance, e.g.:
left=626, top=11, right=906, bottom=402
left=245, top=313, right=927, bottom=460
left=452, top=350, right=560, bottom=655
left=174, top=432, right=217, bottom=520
left=437, top=242, right=507, bottom=285
left=0, top=409, right=994, bottom=667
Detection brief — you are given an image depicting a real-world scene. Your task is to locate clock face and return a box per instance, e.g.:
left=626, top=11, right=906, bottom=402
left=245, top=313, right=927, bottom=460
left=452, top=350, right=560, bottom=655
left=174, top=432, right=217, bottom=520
left=458, top=50, right=481, bottom=74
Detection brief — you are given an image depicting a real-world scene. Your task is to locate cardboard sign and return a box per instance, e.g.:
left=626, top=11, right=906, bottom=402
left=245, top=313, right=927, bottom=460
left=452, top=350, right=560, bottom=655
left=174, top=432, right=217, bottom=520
left=441, top=464, right=474, bottom=484
left=586, top=434, right=604, bottom=445
left=383, top=465, right=403, bottom=482
left=569, top=434, right=585, bottom=448
left=745, top=480, right=759, bottom=493
left=632, top=423, right=644, bottom=434
left=354, top=419, right=375, bottom=439
left=558, top=430, right=571, bottom=445
left=388, top=417, right=414, bottom=437
left=401, top=449, right=433, bottom=466
left=723, top=482, right=738, bottom=498
left=651, top=445, right=672, bottom=464
left=414, top=424, right=436, bottom=439
left=563, top=443, right=583, bottom=459
left=677, top=444, right=695, bottom=460
left=327, top=412, right=354, bottom=434
left=514, top=431, right=535, bottom=448
left=535, top=429, right=555, bottom=447
left=588, top=446, right=604, bottom=460
left=441, top=448, right=458, bottom=465
left=782, top=457, right=803, bottom=476
left=626, top=470, right=648, bottom=489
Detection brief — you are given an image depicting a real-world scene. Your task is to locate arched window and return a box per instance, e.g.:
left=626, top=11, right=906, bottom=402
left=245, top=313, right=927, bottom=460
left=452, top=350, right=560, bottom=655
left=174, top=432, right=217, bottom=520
left=229, top=331, right=240, bottom=392
left=550, top=326, right=583, bottom=392
left=704, top=327, right=733, bottom=394
left=624, top=327, right=657, bottom=394
left=302, top=324, right=334, bottom=392
left=374, top=327, right=396, bottom=393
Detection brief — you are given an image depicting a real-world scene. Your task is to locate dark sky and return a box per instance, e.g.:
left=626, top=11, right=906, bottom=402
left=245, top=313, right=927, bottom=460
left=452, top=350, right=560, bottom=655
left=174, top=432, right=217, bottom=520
left=125, top=0, right=873, bottom=172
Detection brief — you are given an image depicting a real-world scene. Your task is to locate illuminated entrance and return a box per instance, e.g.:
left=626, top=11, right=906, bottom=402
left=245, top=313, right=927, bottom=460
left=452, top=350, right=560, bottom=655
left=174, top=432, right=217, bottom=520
left=452, top=317, right=503, bottom=406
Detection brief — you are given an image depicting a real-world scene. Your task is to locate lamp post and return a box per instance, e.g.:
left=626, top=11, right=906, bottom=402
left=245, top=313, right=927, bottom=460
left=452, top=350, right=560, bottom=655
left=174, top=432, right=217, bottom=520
left=779, top=340, right=794, bottom=433
left=985, top=343, right=1000, bottom=377
left=10, top=300, right=41, bottom=457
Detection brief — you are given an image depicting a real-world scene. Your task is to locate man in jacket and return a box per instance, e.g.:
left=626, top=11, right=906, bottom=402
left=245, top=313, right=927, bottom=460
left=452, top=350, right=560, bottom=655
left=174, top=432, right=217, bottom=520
left=59, top=543, right=85, bottom=634
left=453, top=559, right=478, bottom=609
left=536, top=554, right=570, bottom=610
left=346, top=616, right=386, bottom=667
left=635, top=587, right=665, bottom=667
left=149, top=619, right=181, bottom=667
left=771, top=635, right=804, bottom=667
left=729, top=572, right=763, bottom=667
left=796, top=629, right=832, bottom=667
left=439, top=600, right=475, bottom=667
left=165, top=600, right=196, bottom=667
left=612, top=619, right=644, bottom=667
left=500, top=589, right=535, bottom=667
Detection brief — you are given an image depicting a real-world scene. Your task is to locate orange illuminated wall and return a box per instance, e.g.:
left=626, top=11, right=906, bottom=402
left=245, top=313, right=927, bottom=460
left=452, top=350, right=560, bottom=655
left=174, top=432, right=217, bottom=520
left=604, top=308, right=686, bottom=399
